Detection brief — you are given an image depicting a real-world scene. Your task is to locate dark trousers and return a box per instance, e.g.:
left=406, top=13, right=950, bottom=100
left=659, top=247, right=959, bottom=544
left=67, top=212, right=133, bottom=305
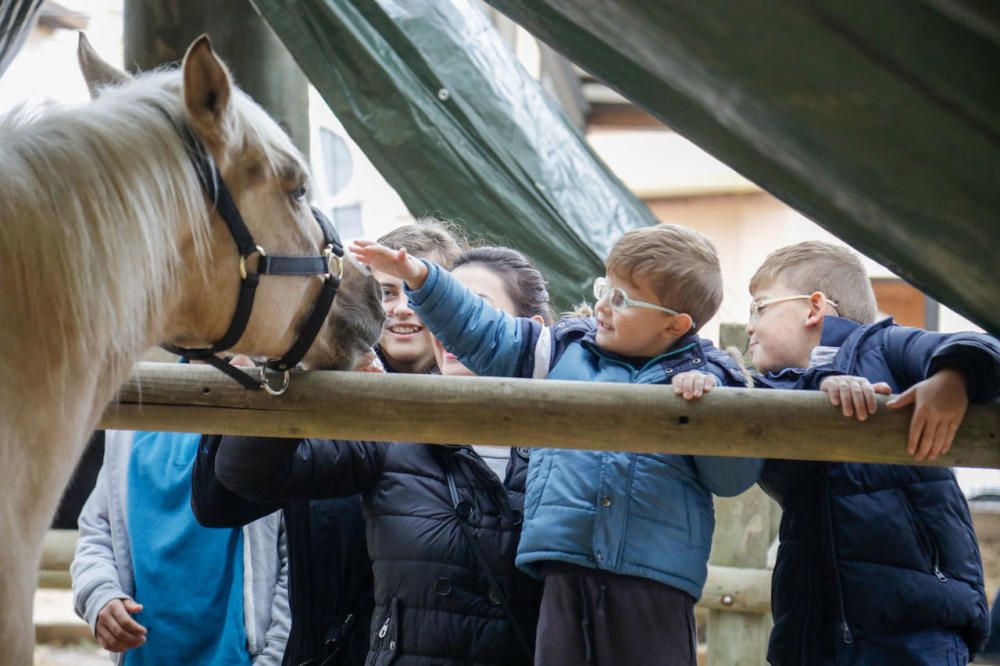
left=534, top=563, right=697, bottom=666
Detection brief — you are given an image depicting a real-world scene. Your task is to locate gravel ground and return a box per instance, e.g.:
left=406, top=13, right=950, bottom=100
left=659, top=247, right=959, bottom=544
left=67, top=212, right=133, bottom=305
left=34, top=642, right=109, bottom=666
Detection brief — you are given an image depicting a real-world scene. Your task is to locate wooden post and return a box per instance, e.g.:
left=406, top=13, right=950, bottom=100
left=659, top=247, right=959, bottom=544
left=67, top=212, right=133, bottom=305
left=123, top=0, right=310, bottom=158
left=707, top=487, right=773, bottom=665
left=97, top=363, right=1000, bottom=468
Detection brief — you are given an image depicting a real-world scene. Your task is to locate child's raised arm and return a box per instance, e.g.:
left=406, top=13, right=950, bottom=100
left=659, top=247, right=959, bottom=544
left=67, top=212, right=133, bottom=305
left=351, top=239, right=429, bottom=289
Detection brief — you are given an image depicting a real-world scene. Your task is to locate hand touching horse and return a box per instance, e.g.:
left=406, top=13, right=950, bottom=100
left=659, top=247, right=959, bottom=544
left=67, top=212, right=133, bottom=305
left=0, top=35, right=384, bottom=663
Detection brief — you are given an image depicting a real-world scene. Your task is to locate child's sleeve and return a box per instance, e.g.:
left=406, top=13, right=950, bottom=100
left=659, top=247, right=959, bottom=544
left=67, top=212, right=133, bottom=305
left=406, top=260, right=546, bottom=378
left=693, top=456, right=764, bottom=497
left=191, top=434, right=281, bottom=528
left=687, top=349, right=763, bottom=496
left=214, top=436, right=387, bottom=503
left=884, top=328, right=1000, bottom=401
left=72, top=461, right=128, bottom=633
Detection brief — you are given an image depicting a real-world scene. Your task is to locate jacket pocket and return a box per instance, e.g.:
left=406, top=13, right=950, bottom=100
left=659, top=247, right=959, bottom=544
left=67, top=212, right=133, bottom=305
left=902, top=498, right=948, bottom=582
left=367, top=596, right=401, bottom=666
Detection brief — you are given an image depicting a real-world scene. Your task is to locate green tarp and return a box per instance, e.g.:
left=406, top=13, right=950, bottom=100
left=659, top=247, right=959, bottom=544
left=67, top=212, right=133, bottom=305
left=251, top=0, right=658, bottom=308
left=486, top=1, right=1000, bottom=335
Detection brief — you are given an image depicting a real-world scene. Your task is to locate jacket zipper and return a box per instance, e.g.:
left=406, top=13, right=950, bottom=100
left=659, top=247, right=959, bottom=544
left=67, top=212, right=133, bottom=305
left=377, top=615, right=390, bottom=640
left=823, top=469, right=853, bottom=644
left=905, top=499, right=948, bottom=582
left=373, top=607, right=391, bottom=659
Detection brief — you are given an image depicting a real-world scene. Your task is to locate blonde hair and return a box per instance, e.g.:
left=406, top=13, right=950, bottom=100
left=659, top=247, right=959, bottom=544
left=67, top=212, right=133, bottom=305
left=750, top=241, right=877, bottom=324
left=605, top=224, right=723, bottom=333
left=379, top=217, right=466, bottom=268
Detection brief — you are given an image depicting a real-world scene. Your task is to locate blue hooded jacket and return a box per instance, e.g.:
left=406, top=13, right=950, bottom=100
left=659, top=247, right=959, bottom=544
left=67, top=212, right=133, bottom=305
left=759, top=316, right=999, bottom=664
left=407, top=262, right=762, bottom=600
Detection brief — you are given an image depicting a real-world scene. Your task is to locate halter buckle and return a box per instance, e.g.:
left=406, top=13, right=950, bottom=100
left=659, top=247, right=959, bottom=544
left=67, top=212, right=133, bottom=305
left=239, top=245, right=267, bottom=280
left=324, top=245, right=344, bottom=282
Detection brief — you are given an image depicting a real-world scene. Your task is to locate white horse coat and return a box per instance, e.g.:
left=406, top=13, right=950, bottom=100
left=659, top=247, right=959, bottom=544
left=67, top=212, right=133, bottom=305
left=0, top=35, right=383, bottom=663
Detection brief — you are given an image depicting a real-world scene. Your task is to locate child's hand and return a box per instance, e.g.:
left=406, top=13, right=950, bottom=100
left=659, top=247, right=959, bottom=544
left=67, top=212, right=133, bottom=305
left=350, top=239, right=429, bottom=289
left=96, top=598, right=146, bottom=652
left=887, top=368, right=968, bottom=461
left=820, top=375, right=892, bottom=421
left=673, top=371, right=717, bottom=400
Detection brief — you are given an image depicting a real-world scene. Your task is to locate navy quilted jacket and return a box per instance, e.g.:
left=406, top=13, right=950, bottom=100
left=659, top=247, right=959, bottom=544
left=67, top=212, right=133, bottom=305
left=759, top=316, right=1000, bottom=664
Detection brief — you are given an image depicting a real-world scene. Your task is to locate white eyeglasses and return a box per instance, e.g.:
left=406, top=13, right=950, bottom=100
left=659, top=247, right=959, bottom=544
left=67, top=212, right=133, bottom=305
left=749, top=294, right=839, bottom=321
left=593, top=277, right=694, bottom=327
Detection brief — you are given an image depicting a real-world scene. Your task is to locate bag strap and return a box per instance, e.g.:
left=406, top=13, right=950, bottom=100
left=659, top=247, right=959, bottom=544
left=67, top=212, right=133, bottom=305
left=443, top=454, right=534, bottom=662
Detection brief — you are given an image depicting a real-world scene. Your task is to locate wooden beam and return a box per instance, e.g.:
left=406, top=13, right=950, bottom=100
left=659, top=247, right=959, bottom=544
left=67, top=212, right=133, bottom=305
left=96, top=363, right=1000, bottom=467
left=39, top=530, right=76, bottom=571
left=708, top=487, right=774, bottom=664
left=700, top=565, right=771, bottom=614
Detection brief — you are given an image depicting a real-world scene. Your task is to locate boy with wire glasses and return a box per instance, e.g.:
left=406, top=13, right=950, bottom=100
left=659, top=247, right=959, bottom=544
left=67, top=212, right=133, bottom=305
left=352, top=224, right=761, bottom=666
left=679, top=240, right=999, bottom=665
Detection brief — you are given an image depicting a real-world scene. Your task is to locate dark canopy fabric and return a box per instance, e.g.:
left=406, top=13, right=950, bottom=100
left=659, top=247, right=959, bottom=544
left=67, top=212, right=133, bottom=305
left=0, top=0, right=42, bottom=77
left=486, top=1, right=1000, bottom=334
left=251, top=0, right=658, bottom=308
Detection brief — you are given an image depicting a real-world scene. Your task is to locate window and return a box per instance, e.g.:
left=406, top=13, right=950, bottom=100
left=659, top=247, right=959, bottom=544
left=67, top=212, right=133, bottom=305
left=319, top=127, right=353, bottom=198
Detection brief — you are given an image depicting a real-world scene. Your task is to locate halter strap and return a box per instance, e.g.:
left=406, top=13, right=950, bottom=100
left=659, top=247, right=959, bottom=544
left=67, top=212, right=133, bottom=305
left=159, top=109, right=344, bottom=393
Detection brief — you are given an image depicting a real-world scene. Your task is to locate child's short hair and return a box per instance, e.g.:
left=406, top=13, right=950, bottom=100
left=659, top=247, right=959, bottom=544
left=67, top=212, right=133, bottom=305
left=605, top=224, right=722, bottom=334
left=750, top=241, right=878, bottom=324
left=378, top=217, right=466, bottom=268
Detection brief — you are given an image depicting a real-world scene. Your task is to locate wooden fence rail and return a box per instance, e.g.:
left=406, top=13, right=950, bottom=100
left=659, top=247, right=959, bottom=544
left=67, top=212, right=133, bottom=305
left=99, top=363, right=1000, bottom=468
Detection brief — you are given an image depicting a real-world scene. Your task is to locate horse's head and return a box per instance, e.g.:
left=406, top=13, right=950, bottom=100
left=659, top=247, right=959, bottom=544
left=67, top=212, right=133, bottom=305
left=79, top=34, right=384, bottom=371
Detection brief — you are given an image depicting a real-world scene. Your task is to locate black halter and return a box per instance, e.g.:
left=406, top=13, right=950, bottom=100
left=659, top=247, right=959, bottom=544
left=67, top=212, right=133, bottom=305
left=161, top=116, right=344, bottom=394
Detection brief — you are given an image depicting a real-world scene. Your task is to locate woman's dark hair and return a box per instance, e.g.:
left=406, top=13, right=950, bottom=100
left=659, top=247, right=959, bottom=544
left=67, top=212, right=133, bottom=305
left=452, top=246, right=555, bottom=324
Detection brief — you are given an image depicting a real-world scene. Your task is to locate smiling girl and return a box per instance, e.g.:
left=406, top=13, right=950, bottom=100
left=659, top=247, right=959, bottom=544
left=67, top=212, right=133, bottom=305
left=375, top=220, right=465, bottom=374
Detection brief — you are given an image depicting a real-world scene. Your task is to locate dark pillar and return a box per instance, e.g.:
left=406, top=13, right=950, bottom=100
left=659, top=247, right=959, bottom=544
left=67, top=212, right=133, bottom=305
left=123, top=0, right=310, bottom=158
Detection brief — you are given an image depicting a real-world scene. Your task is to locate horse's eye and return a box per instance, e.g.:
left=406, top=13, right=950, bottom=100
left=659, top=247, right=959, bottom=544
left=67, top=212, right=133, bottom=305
left=290, top=185, right=307, bottom=201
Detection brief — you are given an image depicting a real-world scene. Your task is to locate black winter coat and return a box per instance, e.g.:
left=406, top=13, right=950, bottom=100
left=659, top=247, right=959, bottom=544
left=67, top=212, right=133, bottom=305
left=214, top=435, right=542, bottom=666
left=192, top=435, right=374, bottom=666
left=759, top=317, right=998, bottom=664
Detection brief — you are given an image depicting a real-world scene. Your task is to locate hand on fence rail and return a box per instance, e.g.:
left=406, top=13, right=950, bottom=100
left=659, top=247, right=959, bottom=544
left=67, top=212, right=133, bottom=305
left=887, top=368, right=969, bottom=461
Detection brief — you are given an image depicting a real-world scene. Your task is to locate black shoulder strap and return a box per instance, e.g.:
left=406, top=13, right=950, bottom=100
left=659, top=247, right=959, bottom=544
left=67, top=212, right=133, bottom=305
left=443, top=454, right=533, bottom=662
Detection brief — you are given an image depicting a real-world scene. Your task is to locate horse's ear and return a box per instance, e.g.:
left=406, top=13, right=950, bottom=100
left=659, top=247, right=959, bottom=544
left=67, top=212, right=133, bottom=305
left=182, top=35, right=233, bottom=147
left=77, top=32, right=130, bottom=98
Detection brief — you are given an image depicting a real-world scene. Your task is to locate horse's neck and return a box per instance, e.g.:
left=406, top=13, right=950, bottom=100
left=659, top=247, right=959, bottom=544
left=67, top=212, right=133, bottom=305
left=0, top=94, right=208, bottom=434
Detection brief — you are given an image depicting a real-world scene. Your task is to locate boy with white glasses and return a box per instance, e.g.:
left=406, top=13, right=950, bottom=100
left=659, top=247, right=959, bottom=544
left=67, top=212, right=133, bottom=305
left=352, top=224, right=761, bottom=666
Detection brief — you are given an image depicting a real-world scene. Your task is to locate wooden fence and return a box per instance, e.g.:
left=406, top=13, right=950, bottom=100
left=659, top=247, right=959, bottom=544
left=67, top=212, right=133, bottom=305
left=40, top=358, right=1000, bottom=664
left=99, top=363, right=1000, bottom=468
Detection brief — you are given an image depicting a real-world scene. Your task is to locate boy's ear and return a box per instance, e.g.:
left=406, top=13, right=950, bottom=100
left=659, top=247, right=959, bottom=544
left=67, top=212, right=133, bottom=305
left=665, top=313, right=694, bottom=338
left=804, top=291, right=829, bottom=329
left=530, top=314, right=546, bottom=325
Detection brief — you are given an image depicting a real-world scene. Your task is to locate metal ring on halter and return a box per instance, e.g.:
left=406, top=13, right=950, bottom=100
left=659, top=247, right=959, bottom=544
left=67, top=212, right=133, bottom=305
left=324, top=245, right=344, bottom=281
left=239, top=245, right=267, bottom=280
left=261, top=366, right=291, bottom=396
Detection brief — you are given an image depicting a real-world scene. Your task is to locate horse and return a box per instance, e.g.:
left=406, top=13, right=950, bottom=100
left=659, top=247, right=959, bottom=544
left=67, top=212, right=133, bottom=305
left=0, top=34, right=384, bottom=662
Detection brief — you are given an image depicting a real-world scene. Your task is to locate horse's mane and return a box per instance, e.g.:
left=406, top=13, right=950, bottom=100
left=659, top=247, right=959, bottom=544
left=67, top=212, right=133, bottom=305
left=0, top=69, right=211, bottom=398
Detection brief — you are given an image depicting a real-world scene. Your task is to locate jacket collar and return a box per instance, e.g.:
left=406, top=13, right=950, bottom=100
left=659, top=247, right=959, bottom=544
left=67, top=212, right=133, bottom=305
left=818, top=315, right=861, bottom=348
left=761, top=316, right=895, bottom=384
left=582, top=332, right=703, bottom=374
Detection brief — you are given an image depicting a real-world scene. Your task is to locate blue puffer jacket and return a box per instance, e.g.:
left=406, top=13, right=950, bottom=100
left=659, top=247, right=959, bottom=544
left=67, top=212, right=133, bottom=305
left=408, top=262, right=762, bottom=600
left=759, top=316, right=1000, bottom=664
